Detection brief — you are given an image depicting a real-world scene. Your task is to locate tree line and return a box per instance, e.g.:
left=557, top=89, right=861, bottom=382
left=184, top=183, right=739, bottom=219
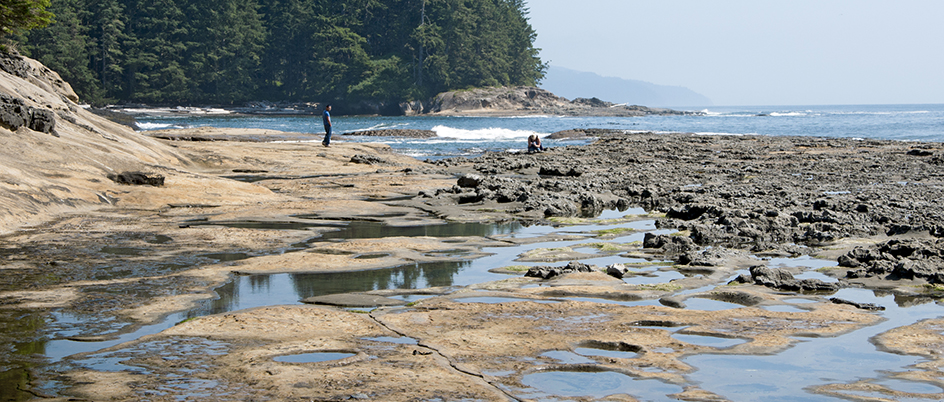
left=12, top=0, right=546, bottom=107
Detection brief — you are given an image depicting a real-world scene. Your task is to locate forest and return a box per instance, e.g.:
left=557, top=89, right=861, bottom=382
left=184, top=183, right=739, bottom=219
left=13, top=0, right=546, bottom=108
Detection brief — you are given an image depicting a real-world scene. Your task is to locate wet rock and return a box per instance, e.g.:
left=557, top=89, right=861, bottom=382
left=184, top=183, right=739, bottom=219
left=457, top=174, right=483, bottom=188
left=840, top=239, right=944, bottom=284
left=659, top=296, right=686, bottom=309
left=605, top=263, right=628, bottom=278
left=525, top=261, right=595, bottom=280
left=301, top=293, right=407, bottom=307
left=107, top=171, right=165, bottom=186
left=702, top=290, right=765, bottom=306
left=644, top=233, right=696, bottom=255
left=679, top=247, right=746, bottom=266
left=735, top=265, right=840, bottom=292
left=829, top=298, right=885, bottom=311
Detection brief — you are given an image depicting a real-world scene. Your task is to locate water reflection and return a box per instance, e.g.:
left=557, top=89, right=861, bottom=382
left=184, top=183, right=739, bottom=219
left=185, top=261, right=469, bottom=317
left=314, top=220, right=524, bottom=241
left=0, top=309, right=47, bottom=402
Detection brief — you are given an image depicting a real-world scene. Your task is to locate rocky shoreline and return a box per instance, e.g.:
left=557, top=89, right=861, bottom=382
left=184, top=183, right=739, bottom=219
left=3, top=52, right=944, bottom=401
left=5, top=127, right=944, bottom=401
left=102, top=86, right=700, bottom=120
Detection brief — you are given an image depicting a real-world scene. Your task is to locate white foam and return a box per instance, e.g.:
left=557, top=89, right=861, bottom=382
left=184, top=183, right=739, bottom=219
left=693, top=132, right=752, bottom=136
left=136, top=122, right=178, bottom=130
left=497, top=114, right=560, bottom=119
left=431, top=125, right=542, bottom=140
left=347, top=122, right=410, bottom=132
left=768, top=111, right=813, bottom=117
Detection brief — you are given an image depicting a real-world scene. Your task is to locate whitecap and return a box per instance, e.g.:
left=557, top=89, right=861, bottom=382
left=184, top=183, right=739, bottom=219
left=431, top=125, right=542, bottom=140
left=135, top=122, right=179, bottom=130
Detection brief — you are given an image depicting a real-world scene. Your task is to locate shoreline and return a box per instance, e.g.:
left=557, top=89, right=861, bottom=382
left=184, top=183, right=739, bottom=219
left=4, top=126, right=944, bottom=400
left=3, top=52, right=944, bottom=400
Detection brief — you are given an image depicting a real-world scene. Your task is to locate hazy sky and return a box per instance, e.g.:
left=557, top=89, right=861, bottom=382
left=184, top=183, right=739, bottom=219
left=526, top=0, right=944, bottom=106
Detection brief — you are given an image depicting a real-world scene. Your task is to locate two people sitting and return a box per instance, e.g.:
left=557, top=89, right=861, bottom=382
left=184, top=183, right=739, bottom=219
left=527, top=134, right=545, bottom=153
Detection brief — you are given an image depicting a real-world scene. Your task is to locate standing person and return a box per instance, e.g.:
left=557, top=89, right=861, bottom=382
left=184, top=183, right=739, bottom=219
left=321, top=104, right=332, bottom=147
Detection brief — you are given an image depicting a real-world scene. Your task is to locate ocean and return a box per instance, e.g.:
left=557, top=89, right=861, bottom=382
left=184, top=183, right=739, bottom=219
left=133, top=103, right=944, bottom=160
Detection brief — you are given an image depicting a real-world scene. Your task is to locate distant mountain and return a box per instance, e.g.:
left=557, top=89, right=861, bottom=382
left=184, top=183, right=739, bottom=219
left=539, top=66, right=712, bottom=107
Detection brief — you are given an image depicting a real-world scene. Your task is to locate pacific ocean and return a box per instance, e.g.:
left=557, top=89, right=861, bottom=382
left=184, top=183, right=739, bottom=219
left=134, top=103, right=944, bottom=160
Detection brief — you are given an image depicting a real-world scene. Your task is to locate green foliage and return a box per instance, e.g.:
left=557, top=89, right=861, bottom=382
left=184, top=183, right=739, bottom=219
left=16, top=0, right=102, bottom=99
left=16, top=0, right=545, bottom=107
left=0, top=0, right=54, bottom=39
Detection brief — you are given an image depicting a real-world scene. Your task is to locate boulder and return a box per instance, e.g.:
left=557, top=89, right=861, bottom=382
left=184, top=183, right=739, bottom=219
left=733, top=265, right=840, bottom=293
left=457, top=174, right=483, bottom=188
left=525, top=261, right=595, bottom=280
left=605, top=263, right=628, bottom=279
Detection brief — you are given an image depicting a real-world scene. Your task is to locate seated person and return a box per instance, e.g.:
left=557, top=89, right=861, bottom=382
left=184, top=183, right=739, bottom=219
left=527, top=135, right=545, bottom=153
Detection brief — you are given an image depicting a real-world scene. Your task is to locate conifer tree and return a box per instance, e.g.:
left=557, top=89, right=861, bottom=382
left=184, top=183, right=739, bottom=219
left=0, top=0, right=54, bottom=40
left=14, top=0, right=546, bottom=107
left=19, top=0, right=102, bottom=102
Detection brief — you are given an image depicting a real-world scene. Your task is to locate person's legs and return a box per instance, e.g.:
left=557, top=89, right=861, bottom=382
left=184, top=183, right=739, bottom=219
left=322, top=125, right=332, bottom=146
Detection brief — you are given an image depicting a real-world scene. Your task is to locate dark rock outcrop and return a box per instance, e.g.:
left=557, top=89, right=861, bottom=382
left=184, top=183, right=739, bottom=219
left=829, top=297, right=885, bottom=311
left=350, top=154, right=393, bottom=165
left=107, top=171, right=165, bottom=186
left=525, top=261, right=594, bottom=280
left=841, top=239, right=944, bottom=284
left=731, top=265, right=840, bottom=292
left=0, top=93, right=56, bottom=135
left=644, top=233, right=696, bottom=256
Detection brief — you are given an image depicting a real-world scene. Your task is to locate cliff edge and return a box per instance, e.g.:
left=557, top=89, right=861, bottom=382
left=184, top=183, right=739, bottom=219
left=0, top=52, right=274, bottom=235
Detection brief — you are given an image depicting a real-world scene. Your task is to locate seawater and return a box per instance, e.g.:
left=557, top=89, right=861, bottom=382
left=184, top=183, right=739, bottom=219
left=134, top=104, right=944, bottom=159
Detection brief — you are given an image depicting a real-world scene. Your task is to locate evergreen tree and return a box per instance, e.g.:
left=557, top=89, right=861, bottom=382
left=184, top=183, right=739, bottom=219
left=122, top=0, right=190, bottom=103
left=0, top=0, right=54, bottom=40
left=19, top=0, right=102, bottom=102
left=182, top=0, right=266, bottom=103
left=13, top=0, right=546, bottom=108
left=259, top=0, right=316, bottom=100
left=88, top=0, right=126, bottom=101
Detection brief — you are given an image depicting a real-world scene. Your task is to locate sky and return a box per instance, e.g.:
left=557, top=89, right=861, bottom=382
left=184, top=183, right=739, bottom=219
left=526, top=0, right=944, bottom=106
